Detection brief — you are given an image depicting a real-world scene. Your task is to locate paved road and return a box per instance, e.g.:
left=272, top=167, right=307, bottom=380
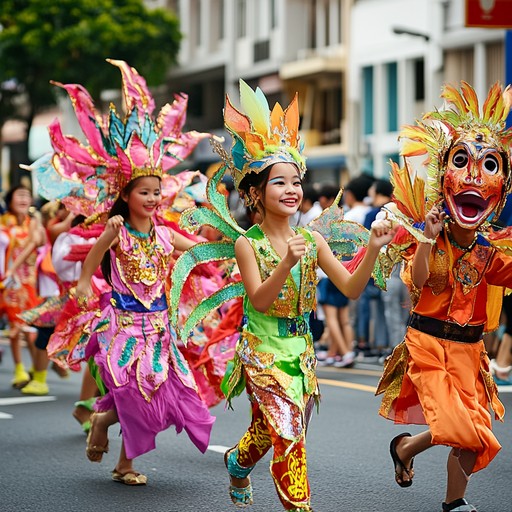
left=1, top=342, right=511, bottom=512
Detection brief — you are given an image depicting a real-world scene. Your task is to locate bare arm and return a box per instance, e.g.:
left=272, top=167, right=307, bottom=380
left=316, top=218, right=396, bottom=299
left=75, top=215, right=123, bottom=297
left=411, top=206, right=445, bottom=289
left=235, top=233, right=305, bottom=313
left=172, top=230, right=195, bottom=252
left=48, top=213, right=75, bottom=244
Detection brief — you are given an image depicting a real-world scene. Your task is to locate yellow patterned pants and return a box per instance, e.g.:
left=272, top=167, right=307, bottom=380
left=236, top=401, right=310, bottom=510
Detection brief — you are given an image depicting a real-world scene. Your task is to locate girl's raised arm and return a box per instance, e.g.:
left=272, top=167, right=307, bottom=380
left=315, top=218, right=395, bottom=299
left=235, top=233, right=305, bottom=313
left=75, top=215, right=123, bottom=296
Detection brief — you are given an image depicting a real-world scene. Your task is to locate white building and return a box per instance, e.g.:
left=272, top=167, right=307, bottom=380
left=168, top=0, right=350, bottom=184
left=350, top=0, right=507, bottom=178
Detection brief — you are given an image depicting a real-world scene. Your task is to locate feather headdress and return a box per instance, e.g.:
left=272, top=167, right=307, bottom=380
left=393, top=81, right=512, bottom=222
left=212, top=79, right=306, bottom=191
left=27, top=59, right=210, bottom=217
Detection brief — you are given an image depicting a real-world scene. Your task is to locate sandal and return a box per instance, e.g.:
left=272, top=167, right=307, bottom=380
left=112, top=470, right=147, bottom=486
left=73, top=397, right=97, bottom=434
left=86, top=413, right=109, bottom=463
left=390, top=432, right=414, bottom=487
left=224, top=447, right=254, bottom=507
left=442, top=498, right=477, bottom=511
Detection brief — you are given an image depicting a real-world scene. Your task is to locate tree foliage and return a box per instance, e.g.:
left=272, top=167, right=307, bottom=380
left=0, top=0, right=181, bottom=130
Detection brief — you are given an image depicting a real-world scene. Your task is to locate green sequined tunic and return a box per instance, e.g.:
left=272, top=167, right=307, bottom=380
left=224, top=224, right=320, bottom=441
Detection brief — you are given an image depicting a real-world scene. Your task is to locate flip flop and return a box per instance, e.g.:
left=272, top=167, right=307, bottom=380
left=112, top=470, right=147, bottom=486
left=389, top=432, right=414, bottom=487
left=86, top=413, right=109, bottom=463
left=442, top=498, right=478, bottom=511
left=74, top=397, right=98, bottom=411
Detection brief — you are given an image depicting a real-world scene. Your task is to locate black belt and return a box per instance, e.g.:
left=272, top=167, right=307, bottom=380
left=408, top=312, right=483, bottom=343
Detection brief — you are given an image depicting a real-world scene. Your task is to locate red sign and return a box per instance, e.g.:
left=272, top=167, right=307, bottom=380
left=466, top=0, right=512, bottom=28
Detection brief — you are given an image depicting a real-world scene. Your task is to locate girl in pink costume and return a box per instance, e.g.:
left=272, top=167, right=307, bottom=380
left=76, top=174, right=215, bottom=485
left=26, top=59, right=215, bottom=485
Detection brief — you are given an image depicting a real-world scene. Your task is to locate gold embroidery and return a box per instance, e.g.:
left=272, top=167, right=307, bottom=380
left=282, top=447, right=308, bottom=500
left=238, top=417, right=271, bottom=457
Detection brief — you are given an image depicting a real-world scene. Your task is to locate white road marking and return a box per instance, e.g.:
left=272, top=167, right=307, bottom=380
left=0, top=395, right=57, bottom=420
left=207, top=444, right=230, bottom=454
left=0, top=396, right=57, bottom=406
left=497, top=386, right=512, bottom=393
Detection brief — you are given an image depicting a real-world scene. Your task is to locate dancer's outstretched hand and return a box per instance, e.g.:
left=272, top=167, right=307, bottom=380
left=369, top=219, right=397, bottom=249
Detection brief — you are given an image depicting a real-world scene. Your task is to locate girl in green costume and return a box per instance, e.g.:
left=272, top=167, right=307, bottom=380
left=168, top=81, right=396, bottom=510
left=223, top=160, right=395, bottom=511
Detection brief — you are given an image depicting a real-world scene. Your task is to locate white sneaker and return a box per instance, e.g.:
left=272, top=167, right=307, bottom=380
left=333, top=353, right=355, bottom=368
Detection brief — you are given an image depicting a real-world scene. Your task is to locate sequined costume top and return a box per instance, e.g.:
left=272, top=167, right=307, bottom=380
left=224, top=224, right=319, bottom=441
left=403, top=231, right=512, bottom=327
left=89, top=223, right=197, bottom=402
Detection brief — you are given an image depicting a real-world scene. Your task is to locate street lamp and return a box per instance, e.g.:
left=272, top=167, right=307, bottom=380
left=392, top=26, right=430, bottom=42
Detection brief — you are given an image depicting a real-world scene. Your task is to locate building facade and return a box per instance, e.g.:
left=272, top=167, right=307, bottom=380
left=168, top=0, right=350, bottom=184
left=350, top=0, right=507, bottom=178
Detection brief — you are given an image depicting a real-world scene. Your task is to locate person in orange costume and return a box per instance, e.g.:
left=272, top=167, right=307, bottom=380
left=376, top=82, right=512, bottom=512
left=0, top=185, right=43, bottom=388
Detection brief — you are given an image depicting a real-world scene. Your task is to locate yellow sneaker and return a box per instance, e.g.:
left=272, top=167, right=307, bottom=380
left=12, top=364, right=30, bottom=389
left=21, top=380, right=49, bottom=396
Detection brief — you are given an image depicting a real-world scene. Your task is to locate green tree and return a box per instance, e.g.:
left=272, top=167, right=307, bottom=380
left=0, top=0, right=181, bottom=177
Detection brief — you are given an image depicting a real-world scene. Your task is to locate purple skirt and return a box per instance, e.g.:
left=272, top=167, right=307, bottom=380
left=94, top=360, right=215, bottom=459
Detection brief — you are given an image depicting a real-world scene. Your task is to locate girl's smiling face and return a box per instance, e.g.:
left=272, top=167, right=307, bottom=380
left=123, top=176, right=162, bottom=220
left=254, top=163, right=303, bottom=217
left=9, top=188, right=32, bottom=217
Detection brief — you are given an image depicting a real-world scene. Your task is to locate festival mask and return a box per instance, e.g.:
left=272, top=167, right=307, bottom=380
left=443, top=133, right=505, bottom=229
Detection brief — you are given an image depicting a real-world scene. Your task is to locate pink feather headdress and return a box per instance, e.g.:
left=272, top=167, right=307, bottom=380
left=28, top=59, right=210, bottom=218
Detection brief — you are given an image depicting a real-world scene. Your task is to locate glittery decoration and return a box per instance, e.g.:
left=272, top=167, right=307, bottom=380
left=308, top=191, right=391, bottom=289
left=171, top=342, right=189, bottom=376
left=245, top=225, right=317, bottom=317
left=376, top=341, right=409, bottom=418
left=180, top=207, right=241, bottom=241
left=213, top=80, right=306, bottom=191
left=179, top=281, right=245, bottom=343
left=277, top=316, right=310, bottom=337
left=281, top=447, right=308, bottom=500
left=152, top=340, right=163, bottom=373
left=18, top=295, right=68, bottom=328
left=119, top=336, right=137, bottom=367
left=27, top=60, right=210, bottom=219
left=479, top=363, right=505, bottom=420
left=95, top=318, right=110, bottom=333
left=170, top=240, right=236, bottom=328
left=225, top=447, right=255, bottom=478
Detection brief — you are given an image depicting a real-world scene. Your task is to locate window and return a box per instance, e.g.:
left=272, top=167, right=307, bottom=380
left=237, top=0, right=247, bottom=38
left=195, top=0, right=201, bottom=46
left=320, top=87, right=342, bottom=144
left=254, top=40, right=270, bottom=62
left=363, top=66, right=374, bottom=135
left=414, top=59, right=425, bottom=101
left=387, top=62, right=398, bottom=132
left=270, top=0, right=277, bottom=29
